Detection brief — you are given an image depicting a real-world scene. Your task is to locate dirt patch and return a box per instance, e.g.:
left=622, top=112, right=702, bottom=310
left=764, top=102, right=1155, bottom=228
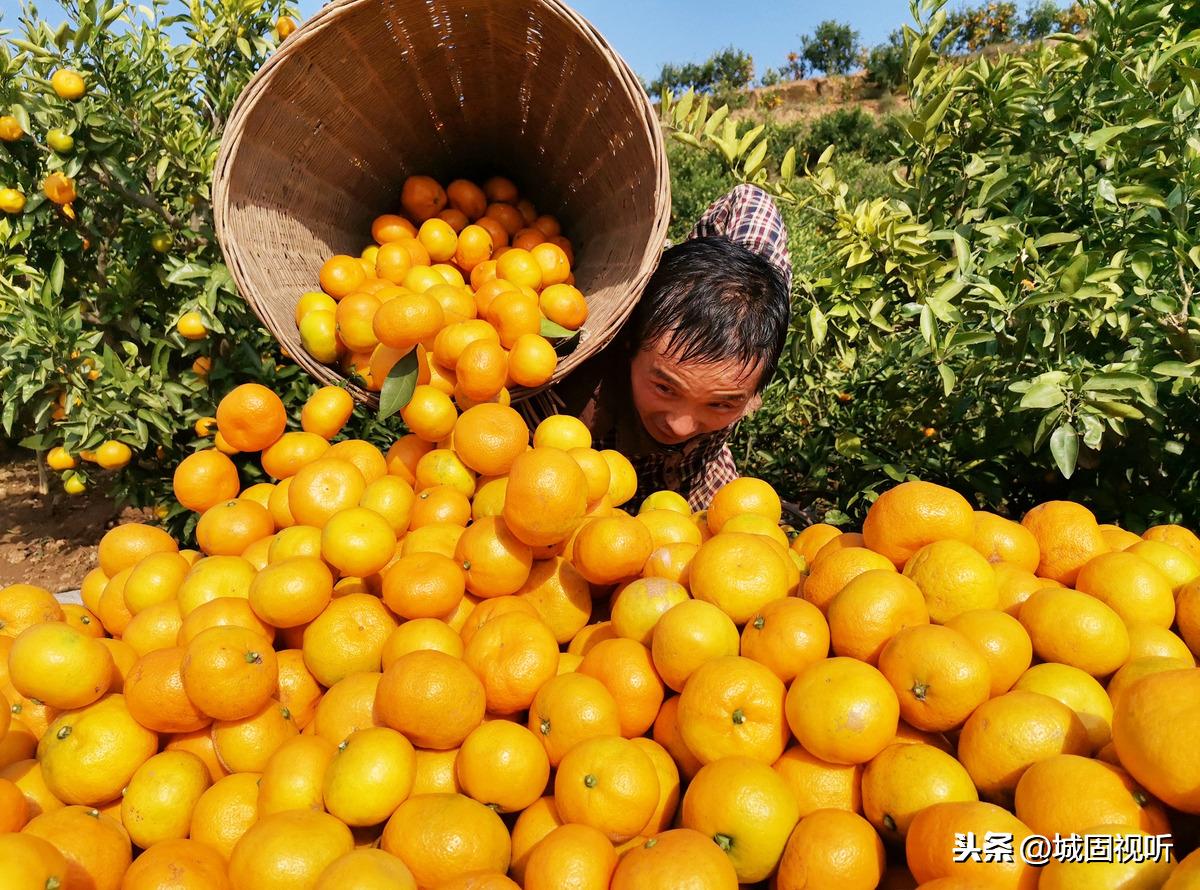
left=0, top=448, right=153, bottom=593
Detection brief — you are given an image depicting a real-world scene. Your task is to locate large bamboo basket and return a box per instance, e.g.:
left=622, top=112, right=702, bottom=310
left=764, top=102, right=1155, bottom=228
left=212, top=0, right=671, bottom=407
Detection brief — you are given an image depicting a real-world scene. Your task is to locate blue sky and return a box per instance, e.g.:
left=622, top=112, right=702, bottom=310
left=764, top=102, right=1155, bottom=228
left=0, top=0, right=914, bottom=82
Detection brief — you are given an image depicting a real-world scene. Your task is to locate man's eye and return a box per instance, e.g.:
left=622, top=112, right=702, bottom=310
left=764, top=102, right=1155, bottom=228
left=710, top=402, right=734, bottom=411
left=655, top=383, right=673, bottom=396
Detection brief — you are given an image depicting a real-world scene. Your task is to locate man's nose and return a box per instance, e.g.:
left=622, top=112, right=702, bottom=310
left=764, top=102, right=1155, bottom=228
left=665, top=413, right=700, bottom=438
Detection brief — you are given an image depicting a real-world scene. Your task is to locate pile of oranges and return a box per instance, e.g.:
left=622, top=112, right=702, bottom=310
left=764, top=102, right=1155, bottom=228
left=296, top=174, right=587, bottom=406
left=3, top=377, right=1200, bottom=889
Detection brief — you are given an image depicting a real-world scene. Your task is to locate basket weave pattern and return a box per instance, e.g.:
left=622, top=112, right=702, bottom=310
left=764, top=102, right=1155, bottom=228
left=213, top=0, right=671, bottom=406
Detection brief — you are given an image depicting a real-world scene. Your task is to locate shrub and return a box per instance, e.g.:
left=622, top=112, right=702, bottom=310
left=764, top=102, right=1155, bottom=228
left=798, top=20, right=861, bottom=77
left=648, top=47, right=755, bottom=101
left=863, top=30, right=907, bottom=91
left=663, top=0, right=1200, bottom=527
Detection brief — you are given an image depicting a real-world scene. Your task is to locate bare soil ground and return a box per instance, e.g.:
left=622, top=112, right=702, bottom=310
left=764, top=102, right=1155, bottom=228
left=0, top=449, right=152, bottom=592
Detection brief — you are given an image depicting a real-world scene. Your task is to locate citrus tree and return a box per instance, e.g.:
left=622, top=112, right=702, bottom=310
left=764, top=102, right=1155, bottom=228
left=0, top=0, right=320, bottom=516
left=664, top=0, right=1200, bottom=527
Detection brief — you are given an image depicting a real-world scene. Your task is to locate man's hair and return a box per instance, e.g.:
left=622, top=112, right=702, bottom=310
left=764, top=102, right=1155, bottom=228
left=628, top=237, right=791, bottom=392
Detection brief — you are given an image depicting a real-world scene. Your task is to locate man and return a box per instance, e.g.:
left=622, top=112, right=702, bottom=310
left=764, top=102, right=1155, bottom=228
left=522, top=184, right=792, bottom=510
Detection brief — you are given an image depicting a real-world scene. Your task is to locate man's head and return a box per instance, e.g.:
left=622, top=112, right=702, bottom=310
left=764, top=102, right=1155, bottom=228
left=627, top=236, right=791, bottom=446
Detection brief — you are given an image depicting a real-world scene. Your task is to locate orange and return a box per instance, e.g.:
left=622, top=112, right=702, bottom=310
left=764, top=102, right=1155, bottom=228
left=386, top=433, right=436, bottom=485
left=174, top=448, right=240, bottom=512
left=956, top=689, right=1090, bottom=803
left=454, top=224, right=494, bottom=272
left=59, top=603, right=102, bottom=639
left=609, top=577, right=689, bottom=645
left=1076, top=550, right=1175, bottom=627
left=289, top=458, right=367, bottom=527
left=630, top=736, right=680, bottom=834
left=578, top=637, right=665, bottom=739
left=802, top=547, right=896, bottom=612
left=681, top=756, right=800, bottom=882
left=382, top=551, right=465, bottom=619
left=554, top=736, right=658, bottom=843
left=320, top=254, right=368, bottom=299
left=8, top=621, right=112, bottom=710
left=530, top=242, right=570, bottom=287
left=323, top=726, right=416, bottom=826
left=123, top=646, right=210, bottom=734
left=776, top=809, right=887, bottom=890
left=486, top=203, right=525, bottom=238
left=826, top=570, right=928, bottom=665
left=22, top=804, right=131, bottom=890
left=1112, top=667, right=1200, bottom=812
left=376, top=650, right=485, bottom=749
left=483, top=177, right=519, bottom=204
left=651, top=599, right=740, bottom=691
left=532, top=214, right=560, bottom=236
left=310, top=671, right=381, bottom=745
left=791, top=523, right=844, bottom=563
left=39, top=694, right=159, bottom=806
left=118, top=550, right=187, bottom=615
left=1014, top=753, right=1168, bottom=837
left=401, top=523, right=465, bottom=559
left=360, top=475, right=417, bottom=535
left=877, top=624, right=991, bottom=732
left=447, top=180, right=488, bottom=219
left=414, top=449, right=476, bottom=498
left=2, top=758, right=62, bottom=818
left=216, top=383, right=286, bottom=453
left=706, top=477, right=782, bottom=534
left=459, top=596, right=538, bottom=646
left=786, top=657, right=899, bottom=765
left=122, top=838, right=233, bottom=888
left=0, top=584, right=64, bottom=638
left=573, top=515, right=656, bottom=587
left=410, top=483, right=472, bottom=529
left=0, top=834, right=70, bottom=889
left=905, top=800, right=1039, bottom=889
left=773, top=745, right=862, bottom=817
left=325, top=439, right=387, bottom=484
left=97, top=524, right=178, bottom=578
left=1013, top=662, right=1114, bottom=753
left=739, top=597, right=829, bottom=682
left=539, top=283, right=587, bottom=330
left=372, top=213, right=418, bottom=243
left=456, top=720, right=550, bottom=813
left=650, top=694, right=703, bottom=781
left=97, top=639, right=136, bottom=693
left=320, top=506, right=396, bottom=578
left=902, top=539, right=999, bottom=622
left=643, top=542, right=699, bottom=588
left=485, top=291, right=540, bottom=350
left=1019, top=586, right=1130, bottom=676
left=970, top=511, right=1040, bottom=571
left=676, top=654, right=787, bottom=765
left=945, top=608, right=1033, bottom=695
left=502, top=448, right=588, bottom=547
left=261, top=431, right=331, bottom=480
left=527, top=673, right=621, bottom=767
left=464, top=611, right=558, bottom=714
left=513, top=226, right=547, bottom=250
left=455, top=340, right=508, bottom=402
left=432, top=319, right=499, bottom=370
left=510, top=797, right=564, bottom=884
left=1102, top=523, right=1144, bottom=551
left=302, top=386, right=355, bottom=439
left=418, top=217, right=458, bottom=263
left=1127, top=622, right=1193, bottom=662
left=335, top=292, right=383, bottom=352
left=302, top=593, right=397, bottom=686
left=80, top=568, right=109, bottom=614
left=177, top=594, right=275, bottom=645
left=195, top=498, right=274, bottom=556
left=450, top=406, right=527, bottom=478
left=611, top=829, right=738, bottom=890
left=1037, top=825, right=1175, bottom=890
left=455, top=516, right=534, bottom=598
left=213, top=699, right=296, bottom=774
left=1020, top=499, right=1107, bottom=585
left=993, top=561, right=1054, bottom=616
left=532, top=414, right=591, bottom=450
left=375, top=240, right=415, bottom=284
left=412, top=747, right=461, bottom=796
left=637, top=509, right=702, bottom=550
left=1143, top=524, right=1200, bottom=561
left=249, top=556, right=334, bottom=627
left=120, top=749, right=211, bottom=848
left=373, top=291, right=445, bottom=350
left=516, top=556, right=592, bottom=643
left=1108, top=655, right=1194, bottom=711
left=382, top=793, right=510, bottom=886
left=315, top=849, right=418, bottom=890
left=274, top=649, right=323, bottom=730
left=689, top=532, right=789, bottom=623
left=862, top=481, right=975, bottom=566
left=1128, top=538, right=1200, bottom=590
left=228, top=810, right=354, bottom=890
left=401, top=175, right=448, bottom=222
left=522, top=823, right=615, bottom=890
left=813, top=532, right=866, bottom=562
left=181, top=625, right=277, bottom=720
left=861, top=742, right=977, bottom=840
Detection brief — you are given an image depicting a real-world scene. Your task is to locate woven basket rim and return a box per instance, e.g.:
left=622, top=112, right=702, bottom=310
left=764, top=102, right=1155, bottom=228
left=213, top=0, right=671, bottom=409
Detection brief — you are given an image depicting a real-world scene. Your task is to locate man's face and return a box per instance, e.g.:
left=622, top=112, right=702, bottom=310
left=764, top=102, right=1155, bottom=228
left=629, top=336, right=764, bottom=446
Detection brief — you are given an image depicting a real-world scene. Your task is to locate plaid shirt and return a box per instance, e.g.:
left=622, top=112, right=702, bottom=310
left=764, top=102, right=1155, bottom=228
left=522, top=184, right=791, bottom=511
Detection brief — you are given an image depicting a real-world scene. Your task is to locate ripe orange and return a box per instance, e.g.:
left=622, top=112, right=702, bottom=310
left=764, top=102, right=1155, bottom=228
left=0, top=834, right=71, bottom=890
left=527, top=673, right=622, bottom=767
left=643, top=541, right=700, bottom=588
left=826, top=570, right=928, bottom=665
left=401, top=385, right=459, bottom=442
left=376, top=650, right=485, bottom=749
left=195, top=498, right=274, bottom=557
left=464, top=611, right=558, bottom=714
left=740, top=597, right=829, bottom=682
left=320, top=254, right=367, bottom=298
left=1013, top=662, right=1114, bottom=753
left=573, top=516, right=656, bottom=586
left=1143, top=524, right=1200, bottom=561
left=321, top=506, right=396, bottom=577
left=382, top=793, right=511, bottom=887
left=706, top=477, right=782, bottom=533
left=314, top=849, right=419, bottom=890
left=39, top=694, right=159, bottom=806
left=861, top=742, right=977, bottom=840
left=516, top=556, right=592, bottom=643
left=507, top=333, right=558, bottom=388
left=902, top=539, right=999, bottom=622
left=323, top=726, right=416, bottom=826
left=456, top=720, right=550, bottom=813
left=123, top=647, right=210, bottom=734
left=1019, top=587, right=1130, bottom=677
left=689, top=532, right=790, bottom=623
left=554, top=736, right=659, bottom=843
left=174, top=448, right=240, bottom=512
left=382, top=552, right=465, bottom=619
left=289, top=458, right=368, bottom=527
left=772, top=745, right=862, bottom=817
left=1128, top=538, right=1200, bottom=590
left=578, top=637, right=665, bottom=739
left=970, top=511, right=1040, bottom=572
left=372, top=213, right=418, bottom=243
left=1076, top=549, right=1176, bottom=627
left=1020, top=500, right=1107, bottom=585
left=302, top=593, right=397, bottom=686
left=229, top=809, right=355, bottom=890
left=776, top=809, right=887, bottom=890
left=216, top=383, right=287, bottom=452
left=945, top=608, right=1033, bottom=696
left=249, top=556, right=334, bottom=627
left=530, top=242, right=571, bottom=287
left=302, top=386, right=355, bottom=439
left=97, top=523, right=178, bottom=578
left=677, top=655, right=788, bottom=765
left=522, top=823, right=616, bottom=890
left=905, top=800, right=1039, bottom=889
left=261, top=431, right=331, bottom=480
left=877, top=624, right=991, bottom=732
left=802, top=547, right=896, bottom=613
left=121, top=749, right=211, bottom=848
left=503, top=448, right=588, bottom=547
left=786, top=657, right=900, bottom=765
left=1014, top=753, right=1168, bottom=837
left=401, top=175, right=448, bottom=222
left=539, top=284, right=588, bottom=330
left=8, top=621, right=112, bottom=710
left=610, top=829, right=738, bottom=890
left=1112, top=667, right=1200, bottom=813
left=486, top=291, right=540, bottom=349
left=610, top=577, right=689, bottom=645
left=456, top=516, right=534, bottom=598
left=957, top=690, right=1090, bottom=803
left=792, top=523, right=847, bottom=563
left=862, top=481, right=975, bottom=566
left=181, top=625, right=277, bottom=720
left=651, top=599, right=740, bottom=692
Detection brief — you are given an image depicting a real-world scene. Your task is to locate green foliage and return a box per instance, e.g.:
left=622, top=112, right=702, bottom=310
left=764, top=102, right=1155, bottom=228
left=648, top=46, right=755, bottom=103
left=663, top=0, right=1200, bottom=527
left=0, top=0, right=325, bottom=517
left=799, top=20, right=862, bottom=77
left=863, top=30, right=908, bottom=91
